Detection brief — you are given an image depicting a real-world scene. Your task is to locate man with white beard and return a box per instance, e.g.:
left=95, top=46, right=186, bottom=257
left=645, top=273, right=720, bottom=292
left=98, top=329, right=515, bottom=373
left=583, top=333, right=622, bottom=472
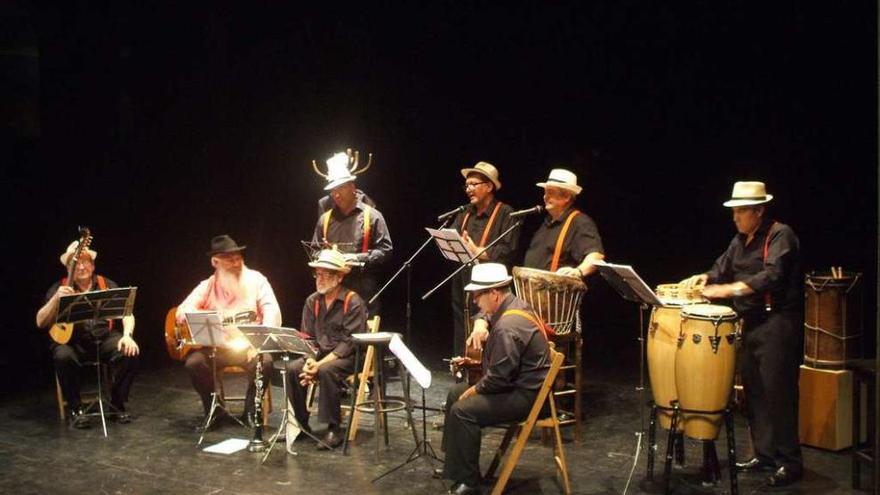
left=176, top=235, right=282, bottom=431
left=284, top=248, right=367, bottom=449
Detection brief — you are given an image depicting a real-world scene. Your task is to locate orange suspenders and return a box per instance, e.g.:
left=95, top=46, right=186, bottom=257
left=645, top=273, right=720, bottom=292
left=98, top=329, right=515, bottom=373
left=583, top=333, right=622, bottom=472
left=460, top=202, right=504, bottom=247
left=550, top=210, right=581, bottom=272
left=501, top=308, right=551, bottom=338
left=762, top=221, right=777, bottom=311
left=321, top=205, right=372, bottom=254
left=313, top=290, right=356, bottom=319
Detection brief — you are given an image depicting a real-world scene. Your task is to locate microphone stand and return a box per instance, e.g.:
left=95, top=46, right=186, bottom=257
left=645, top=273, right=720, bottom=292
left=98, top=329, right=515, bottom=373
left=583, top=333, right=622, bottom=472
left=421, top=220, right=523, bottom=301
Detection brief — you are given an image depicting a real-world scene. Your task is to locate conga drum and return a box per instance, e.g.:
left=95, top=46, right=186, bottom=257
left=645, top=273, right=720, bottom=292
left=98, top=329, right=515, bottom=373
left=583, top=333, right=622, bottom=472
left=512, top=267, right=586, bottom=335
left=675, top=304, right=740, bottom=440
left=804, top=271, right=862, bottom=368
left=648, top=284, right=705, bottom=430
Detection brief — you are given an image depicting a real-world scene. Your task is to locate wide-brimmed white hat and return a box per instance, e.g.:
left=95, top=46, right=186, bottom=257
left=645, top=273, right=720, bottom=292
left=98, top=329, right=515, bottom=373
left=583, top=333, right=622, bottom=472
left=536, top=168, right=582, bottom=196
left=308, top=248, right=351, bottom=274
left=59, top=240, right=97, bottom=267
left=464, top=263, right=513, bottom=291
left=460, top=161, right=502, bottom=190
left=323, top=152, right=357, bottom=191
left=722, top=181, right=774, bottom=207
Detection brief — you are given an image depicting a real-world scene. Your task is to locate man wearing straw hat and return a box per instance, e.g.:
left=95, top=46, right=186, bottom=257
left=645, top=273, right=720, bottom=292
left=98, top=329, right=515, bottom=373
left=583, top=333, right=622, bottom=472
left=439, top=263, right=551, bottom=495
left=450, top=161, right=519, bottom=357
left=682, top=181, right=803, bottom=487
left=176, top=234, right=282, bottom=431
left=284, top=248, right=367, bottom=449
left=36, top=239, right=140, bottom=429
left=311, top=152, right=393, bottom=317
left=523, top=168, right=605, bottom=278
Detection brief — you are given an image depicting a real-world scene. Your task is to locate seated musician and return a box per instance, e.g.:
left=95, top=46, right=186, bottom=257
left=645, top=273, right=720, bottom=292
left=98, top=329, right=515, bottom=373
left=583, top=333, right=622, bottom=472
left=285, top=248, right=367, bottom=449
left=36, top=239, right=140, bottom=428
left=175, top=235, right=282, bottom=431
left=439, top=263, right=551, bottom=495
left=523, top=168, right=605, bottom=278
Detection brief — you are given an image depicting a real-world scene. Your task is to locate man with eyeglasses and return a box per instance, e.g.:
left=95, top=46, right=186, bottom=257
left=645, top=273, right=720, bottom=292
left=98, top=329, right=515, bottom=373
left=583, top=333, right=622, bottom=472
left=284, top=248, right=367, bottom=449
left=438, top=263, right=550, bottom=495
left=449, top=161, right=519, bottom=357
left=176, top=235, right=282, bottom=431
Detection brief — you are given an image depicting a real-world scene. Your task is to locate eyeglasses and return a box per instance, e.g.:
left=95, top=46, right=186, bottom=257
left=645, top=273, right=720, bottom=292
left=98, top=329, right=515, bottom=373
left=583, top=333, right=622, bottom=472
left=313, top=271, right=338, bottom=279
left=463, top=181, right=487, bottom=191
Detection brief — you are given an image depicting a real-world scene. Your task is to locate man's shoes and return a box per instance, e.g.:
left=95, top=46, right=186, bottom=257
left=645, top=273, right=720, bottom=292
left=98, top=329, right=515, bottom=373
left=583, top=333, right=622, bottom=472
left=735, top=457, right=776, bottom=473
left=448, top=482, right=481, bottom=495
left=316, top=429, right=344, bottom=450
left=110, top=402, right=132, bottom=424
left=766, top=466, right=803, bottom=487
left=193, top=410, right=228, bottom=433
left=70, top=407, right=91, bottom=429
left=433, top=467, right=445, bottom=479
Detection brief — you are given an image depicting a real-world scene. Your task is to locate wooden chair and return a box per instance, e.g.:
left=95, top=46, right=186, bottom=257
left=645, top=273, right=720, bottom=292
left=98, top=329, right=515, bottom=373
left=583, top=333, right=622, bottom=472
left=345, top=315, right=381, bottom=441
left=484, top=345, right=572, bottom=495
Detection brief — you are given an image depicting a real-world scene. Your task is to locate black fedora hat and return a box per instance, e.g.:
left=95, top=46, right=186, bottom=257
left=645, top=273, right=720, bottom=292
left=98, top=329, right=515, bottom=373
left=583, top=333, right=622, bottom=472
left=207, top=234, right=247, bottom=256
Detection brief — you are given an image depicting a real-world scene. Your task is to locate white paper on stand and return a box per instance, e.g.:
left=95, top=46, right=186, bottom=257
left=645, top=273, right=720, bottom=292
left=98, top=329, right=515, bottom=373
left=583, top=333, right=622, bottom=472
left=425, top=227, right=478, bottom=263
left=202, top=438, right=250, bottom=454
left=388, top=334, right=432, bottom=389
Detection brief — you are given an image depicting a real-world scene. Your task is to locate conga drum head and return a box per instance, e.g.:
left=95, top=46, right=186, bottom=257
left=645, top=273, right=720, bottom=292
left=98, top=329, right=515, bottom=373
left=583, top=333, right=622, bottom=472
left=655, top=283, right=706, bottom=307
left=512, top=266, right=586, bottom=335
left=680, top=304, right=737, bottom=321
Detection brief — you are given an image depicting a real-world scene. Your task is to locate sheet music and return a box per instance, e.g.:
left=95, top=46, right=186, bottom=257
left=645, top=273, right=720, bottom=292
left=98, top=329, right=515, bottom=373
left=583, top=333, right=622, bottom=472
left=425, top=227, right=478, bottom=263
left=591, top=260, right=663, bottom=306
left=388, top=334, right=432, bottom=389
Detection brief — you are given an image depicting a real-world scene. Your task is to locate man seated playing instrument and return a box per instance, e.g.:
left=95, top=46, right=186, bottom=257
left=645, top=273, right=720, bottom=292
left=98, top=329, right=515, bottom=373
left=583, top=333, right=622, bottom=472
left=439, top=263, right=551, bottom=495
left=36, top=239, right=139, bottom=428
left=284, top=248, right=367, bottom=449
left=176, top=235, right=282, bottom=431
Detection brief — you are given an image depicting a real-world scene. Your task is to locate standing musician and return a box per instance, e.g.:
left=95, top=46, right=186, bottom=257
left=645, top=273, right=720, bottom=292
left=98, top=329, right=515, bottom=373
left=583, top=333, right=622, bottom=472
left=523, top=168, right=605, bottom=278
left=439, top=263, right=551, bottom=495
left=36, top=240, right=139, bottom=428
left=176, top=235, right=282, bottom=431
left=285, top=248, right=367, bottom=449
left=450, top=161, right=519, bottom=357
left=311, top=151, right=393, bottom=316
left=681, top=181, right=803, bottom=487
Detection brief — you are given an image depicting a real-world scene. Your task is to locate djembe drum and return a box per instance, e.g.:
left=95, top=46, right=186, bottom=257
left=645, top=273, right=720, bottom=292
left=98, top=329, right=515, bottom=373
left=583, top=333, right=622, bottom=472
left=675, top=304, right=740, bottom=440
left=647, top=284, right=706, bottom=430
left=804, top=271, right=862, bottom=368
left=512, top=267, right=586, bottom=335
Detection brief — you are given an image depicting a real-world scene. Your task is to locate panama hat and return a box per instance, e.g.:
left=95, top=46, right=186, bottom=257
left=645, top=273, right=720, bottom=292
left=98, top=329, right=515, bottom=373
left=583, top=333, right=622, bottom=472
left=59, top=241, right=97, bottom=267
left=536, top=168, right=582, bottom=195
left=323, top=152, right=357, bottom=191
left=464, top=263, right=513, bottom=291
left=722, top=181, right=774, bottom=207
left=460, top=161, right=502, bottom=190
left=308, top=248, right=352, bottom=274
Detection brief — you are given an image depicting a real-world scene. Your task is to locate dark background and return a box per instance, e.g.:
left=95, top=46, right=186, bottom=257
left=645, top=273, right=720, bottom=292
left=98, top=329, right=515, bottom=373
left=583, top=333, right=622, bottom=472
left=1, top=2, right=876, bottom=394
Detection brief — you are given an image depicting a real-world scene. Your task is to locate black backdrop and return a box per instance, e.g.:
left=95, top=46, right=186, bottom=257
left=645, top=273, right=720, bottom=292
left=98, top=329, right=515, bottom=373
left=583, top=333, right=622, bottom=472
left=2, top=2, right=876, bottom=394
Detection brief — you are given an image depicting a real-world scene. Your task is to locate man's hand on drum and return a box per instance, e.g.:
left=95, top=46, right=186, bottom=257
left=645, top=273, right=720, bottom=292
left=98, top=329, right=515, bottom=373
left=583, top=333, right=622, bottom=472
left=680, top=274, right=708, bottom=289
left=702, top=281, right=754, bottom=299
left=555, top=266, right=582, bottom=278
left=466, top=318, right=489, bottom=351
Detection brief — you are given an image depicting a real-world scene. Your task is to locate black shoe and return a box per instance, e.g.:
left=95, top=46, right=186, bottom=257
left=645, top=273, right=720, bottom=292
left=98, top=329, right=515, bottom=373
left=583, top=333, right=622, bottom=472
left=193, top=410, right=228, bottom=433
left=735, top=457, right=776, bottom=473
left=448, top=482, right=481, bottom=495
left=767, top=466, right=802, bottom=487
left=433, top=468, right=445, bottom=479
left=110, top=403, right=132, bottom=424
left=70, top=407, right=91, bottom=430
left=316, top=429, right=344, bottom=450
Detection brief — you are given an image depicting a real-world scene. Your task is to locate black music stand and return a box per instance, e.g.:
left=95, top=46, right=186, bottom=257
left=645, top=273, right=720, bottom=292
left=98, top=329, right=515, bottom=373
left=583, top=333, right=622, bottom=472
left=237, top=325, right=333, bottom=460
left=185, top=311, right=247, bottom=446
left=56, top=287, right=137, bottom=437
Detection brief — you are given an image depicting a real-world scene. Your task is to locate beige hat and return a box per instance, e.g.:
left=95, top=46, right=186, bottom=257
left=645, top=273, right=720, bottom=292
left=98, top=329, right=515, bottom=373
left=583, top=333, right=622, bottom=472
left=308, top=248, right=352, bottom=274
left=323, top=152, right=357, bottom=191
left=59, top=240, right=97, bottom=267
left=722, top=181, right=774, bottom=207
left=464, top=263, right=513, bottom=291
left=460, top=161, right=501, bottom=190
left=536, top=168, right=582, bottom=195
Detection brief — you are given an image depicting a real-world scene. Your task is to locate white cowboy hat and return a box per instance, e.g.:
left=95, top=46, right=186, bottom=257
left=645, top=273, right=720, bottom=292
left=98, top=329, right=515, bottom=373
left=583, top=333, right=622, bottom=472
left=323, top=152, right=357, bottom=191
left=308, top=248, right=352, bottom=274
left=722, top=181, right=774, bottom=207
left=59, top=241, right=97, bottom=267
left=464, top=263, right=513, bottom=291
left=536, top=168, right=582, bottom=196
left=460, top=161, right=502, bottom=190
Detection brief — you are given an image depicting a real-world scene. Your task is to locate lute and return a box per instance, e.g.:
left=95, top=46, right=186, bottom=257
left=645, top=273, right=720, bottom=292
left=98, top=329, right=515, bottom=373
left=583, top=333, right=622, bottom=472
left=49, top=227, right=92, bottom=345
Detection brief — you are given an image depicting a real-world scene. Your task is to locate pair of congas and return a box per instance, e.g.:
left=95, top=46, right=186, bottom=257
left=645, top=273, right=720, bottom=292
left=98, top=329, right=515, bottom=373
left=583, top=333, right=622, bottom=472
left=647, top=284, right=741, bottom=440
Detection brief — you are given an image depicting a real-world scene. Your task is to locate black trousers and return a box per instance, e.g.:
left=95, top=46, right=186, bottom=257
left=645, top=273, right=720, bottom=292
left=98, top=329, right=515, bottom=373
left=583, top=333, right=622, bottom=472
left=184, top=348, right=270, bottom=416
left=52, top=332, right=139, bottom=411
left=740, top=311, right=803, bottom=471
left=284, top=355, right=354, bottom=428
left=441, top=382, right=538, bottom=486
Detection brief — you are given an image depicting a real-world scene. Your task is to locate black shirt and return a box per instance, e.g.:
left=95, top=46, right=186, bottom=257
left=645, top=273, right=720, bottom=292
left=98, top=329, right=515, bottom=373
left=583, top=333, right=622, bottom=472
left=452, top=198, right=520, bottom=267
left=476, top=294, right=551, bottom=395
left=311, top=195, right=393, bottom=269
left=523, top=207, right=604, bottom=270
left=706, top=218, right=803, bottom=317
left=44, top=275, right=119, bottom=342
left=301, top=288, right=367, bottom=359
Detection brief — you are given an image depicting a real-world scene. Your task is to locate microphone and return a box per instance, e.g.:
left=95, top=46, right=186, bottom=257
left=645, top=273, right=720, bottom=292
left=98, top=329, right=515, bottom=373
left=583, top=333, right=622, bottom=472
left=509, top=205, right=545, bottom=218
left=437, top=204, right=468, bottom=223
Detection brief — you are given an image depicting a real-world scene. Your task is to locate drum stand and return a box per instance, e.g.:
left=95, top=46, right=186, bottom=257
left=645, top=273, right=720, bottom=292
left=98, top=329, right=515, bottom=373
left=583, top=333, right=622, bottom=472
left=645, top=400, right=739, bottom=495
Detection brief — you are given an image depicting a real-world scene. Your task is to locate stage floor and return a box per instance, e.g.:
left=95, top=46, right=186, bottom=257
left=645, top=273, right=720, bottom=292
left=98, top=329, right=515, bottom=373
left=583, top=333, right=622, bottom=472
left=0, top=362, right=865, bottom=494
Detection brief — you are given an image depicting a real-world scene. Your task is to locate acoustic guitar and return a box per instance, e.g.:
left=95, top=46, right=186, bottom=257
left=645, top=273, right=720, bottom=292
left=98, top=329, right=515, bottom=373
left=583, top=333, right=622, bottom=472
left=164, top=306, right=257, bottom=361
left=49, top=227, right=92, bottom=345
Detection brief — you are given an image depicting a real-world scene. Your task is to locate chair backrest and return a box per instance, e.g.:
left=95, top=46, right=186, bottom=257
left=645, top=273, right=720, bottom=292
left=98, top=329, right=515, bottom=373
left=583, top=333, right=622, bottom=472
left=520, top=345, right=565, bottom=427
left=367, top=315, right=380, bottom=334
